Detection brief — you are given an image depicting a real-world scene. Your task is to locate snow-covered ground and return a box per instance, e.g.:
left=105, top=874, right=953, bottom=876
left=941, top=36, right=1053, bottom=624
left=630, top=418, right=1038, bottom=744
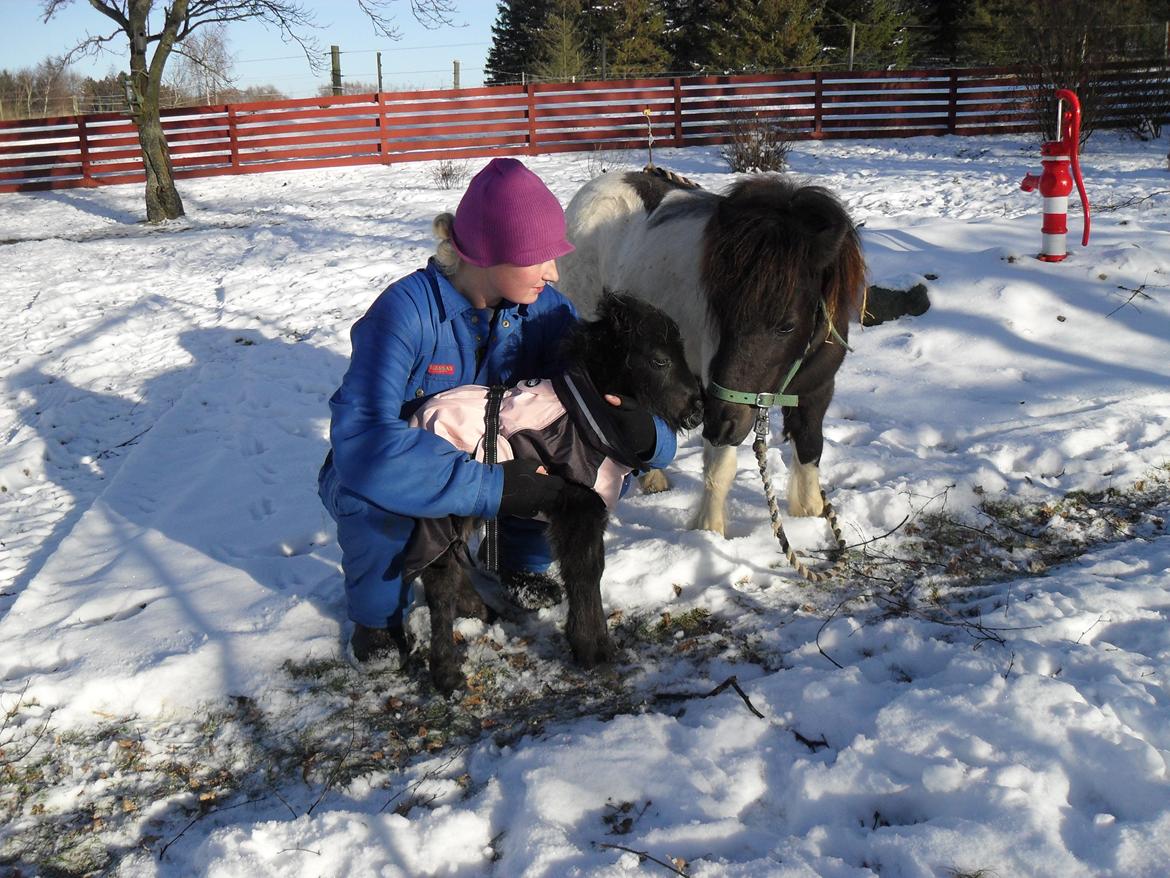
left=1, top=132, right=1169, bottom=877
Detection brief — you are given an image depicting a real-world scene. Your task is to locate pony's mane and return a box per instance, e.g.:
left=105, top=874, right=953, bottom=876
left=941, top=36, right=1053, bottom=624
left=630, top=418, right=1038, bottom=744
left=700, top=176, right=866, bottom=330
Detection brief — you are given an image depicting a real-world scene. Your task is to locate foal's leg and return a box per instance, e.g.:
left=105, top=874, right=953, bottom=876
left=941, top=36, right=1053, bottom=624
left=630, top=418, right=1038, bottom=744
left=423, top=543, right=469, bottom=696
left=548, top=485, right=615, bottom=668
left=693, top=441, right=738, bottom=536
left=782, top=388, right=832, bottom=517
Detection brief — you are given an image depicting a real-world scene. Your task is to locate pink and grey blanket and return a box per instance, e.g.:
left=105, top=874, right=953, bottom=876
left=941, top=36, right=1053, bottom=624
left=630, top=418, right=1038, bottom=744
left=403, top=368, right=644, bottom=580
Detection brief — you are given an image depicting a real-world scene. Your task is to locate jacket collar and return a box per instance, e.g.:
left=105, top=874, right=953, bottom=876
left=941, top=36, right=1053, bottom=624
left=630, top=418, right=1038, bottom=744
left=425, top=259, right=528, bottom=323
left=551, top=366, right=643, bottom=470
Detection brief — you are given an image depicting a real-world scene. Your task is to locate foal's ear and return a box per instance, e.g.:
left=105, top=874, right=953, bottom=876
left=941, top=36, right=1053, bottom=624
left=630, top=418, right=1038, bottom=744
left=793, top=188, right=851, bottom=271
left=594, top=289, right=632, bottom=334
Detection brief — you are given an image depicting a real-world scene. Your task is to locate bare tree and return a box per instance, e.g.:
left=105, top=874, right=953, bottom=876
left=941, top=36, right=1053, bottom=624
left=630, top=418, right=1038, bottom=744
left=43, top=0, right=458, bottom=223
left=167, top=22, right=234, bottom=105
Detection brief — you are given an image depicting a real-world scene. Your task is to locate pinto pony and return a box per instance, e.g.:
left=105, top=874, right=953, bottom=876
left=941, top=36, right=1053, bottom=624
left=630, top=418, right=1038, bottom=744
left=404, top=293, right=704, bottom=695
left=558, top=170, right=866, bottom=536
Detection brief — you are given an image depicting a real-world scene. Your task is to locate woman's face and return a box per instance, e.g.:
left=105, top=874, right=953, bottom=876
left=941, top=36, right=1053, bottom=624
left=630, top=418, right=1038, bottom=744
left=486, top=259, right=559, bottom=305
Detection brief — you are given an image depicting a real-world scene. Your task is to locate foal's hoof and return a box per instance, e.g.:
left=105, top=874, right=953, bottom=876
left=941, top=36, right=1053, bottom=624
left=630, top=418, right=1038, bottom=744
left=568, top=632, right=617, bottom=669
left=456, top=589, right=495, bottom=623
left=430, top=662, right=465, bottom=697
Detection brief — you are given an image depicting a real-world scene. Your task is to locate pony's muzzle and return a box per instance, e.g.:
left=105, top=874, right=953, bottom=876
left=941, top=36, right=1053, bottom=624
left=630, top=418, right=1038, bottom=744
left=681, top=397, right=704, bottom=431
left=703, top=402, right=754, bottom=447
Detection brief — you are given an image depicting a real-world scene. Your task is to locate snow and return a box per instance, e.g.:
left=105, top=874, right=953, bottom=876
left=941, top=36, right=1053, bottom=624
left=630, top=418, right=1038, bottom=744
left=1, top=131, right=1169, bottom=877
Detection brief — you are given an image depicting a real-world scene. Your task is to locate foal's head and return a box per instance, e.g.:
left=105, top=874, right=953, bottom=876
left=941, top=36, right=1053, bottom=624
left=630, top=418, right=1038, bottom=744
left=565, top=291, right=704, bottom=433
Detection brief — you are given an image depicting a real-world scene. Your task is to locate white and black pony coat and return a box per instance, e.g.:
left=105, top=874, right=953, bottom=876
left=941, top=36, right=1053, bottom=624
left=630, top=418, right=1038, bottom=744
left=558, top=170, right=866, bottom=536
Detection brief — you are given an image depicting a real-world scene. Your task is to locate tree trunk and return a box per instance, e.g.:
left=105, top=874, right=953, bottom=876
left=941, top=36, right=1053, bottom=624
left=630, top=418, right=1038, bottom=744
left=128, top=0, right=185, bottom=222
left=134, top=99, right=184, bottom=222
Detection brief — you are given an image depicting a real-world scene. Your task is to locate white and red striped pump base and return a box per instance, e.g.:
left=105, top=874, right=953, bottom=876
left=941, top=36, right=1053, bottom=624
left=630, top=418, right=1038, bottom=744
left=1039, top=193, right=1070, bottom=262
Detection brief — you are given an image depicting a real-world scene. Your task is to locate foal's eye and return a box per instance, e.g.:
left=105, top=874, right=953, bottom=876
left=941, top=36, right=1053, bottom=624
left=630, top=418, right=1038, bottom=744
left=652, top=358, right=670, bottom=368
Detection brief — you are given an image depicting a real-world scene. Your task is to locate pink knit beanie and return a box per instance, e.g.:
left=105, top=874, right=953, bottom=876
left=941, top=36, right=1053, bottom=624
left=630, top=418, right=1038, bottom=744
left=450, top=158, right=575, bottom=268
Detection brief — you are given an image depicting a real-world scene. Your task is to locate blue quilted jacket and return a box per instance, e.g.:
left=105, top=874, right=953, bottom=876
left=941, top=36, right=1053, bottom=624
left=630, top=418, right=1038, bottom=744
left=327, top=260, right=676, bottom=519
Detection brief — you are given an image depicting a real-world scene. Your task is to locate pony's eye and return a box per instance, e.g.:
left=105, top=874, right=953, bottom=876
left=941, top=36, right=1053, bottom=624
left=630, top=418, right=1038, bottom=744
left=775, top=323, right=796, bottom=335
left=652, top=358, right=670, bottom=368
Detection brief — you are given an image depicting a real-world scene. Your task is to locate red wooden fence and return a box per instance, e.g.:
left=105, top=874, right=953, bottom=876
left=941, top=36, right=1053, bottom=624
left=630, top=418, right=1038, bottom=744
left=1, top=64, right=1165, bottom=194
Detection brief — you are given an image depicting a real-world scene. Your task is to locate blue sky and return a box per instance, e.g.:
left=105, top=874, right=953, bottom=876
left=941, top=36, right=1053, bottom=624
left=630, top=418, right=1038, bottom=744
left=0, top=1, right=499, bottom=93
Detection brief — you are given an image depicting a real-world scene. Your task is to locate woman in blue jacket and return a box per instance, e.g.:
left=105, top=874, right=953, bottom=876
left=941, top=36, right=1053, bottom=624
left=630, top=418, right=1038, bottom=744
left=318, top=158, right=677, bottom=662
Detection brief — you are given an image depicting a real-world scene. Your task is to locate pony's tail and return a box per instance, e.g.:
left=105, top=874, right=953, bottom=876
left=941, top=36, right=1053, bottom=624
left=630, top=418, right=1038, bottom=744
left=433, top=212, right=461, bottom=277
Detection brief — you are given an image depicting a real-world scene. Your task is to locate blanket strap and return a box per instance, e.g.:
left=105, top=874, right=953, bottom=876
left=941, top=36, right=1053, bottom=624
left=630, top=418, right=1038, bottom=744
left=481, top=384, right=507, bottom=574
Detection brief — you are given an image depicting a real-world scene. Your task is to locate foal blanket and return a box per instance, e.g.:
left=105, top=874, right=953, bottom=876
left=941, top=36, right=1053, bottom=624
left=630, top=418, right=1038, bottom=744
left=403, top=367, right=644, bottom=580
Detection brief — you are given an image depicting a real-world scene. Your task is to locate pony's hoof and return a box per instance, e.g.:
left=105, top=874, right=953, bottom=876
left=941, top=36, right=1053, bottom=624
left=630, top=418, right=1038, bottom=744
left=638, top=469, right=671, bottom=494
left=787, top=494, right=825, bottom=517
left=691, top=509, right=726, bottom=537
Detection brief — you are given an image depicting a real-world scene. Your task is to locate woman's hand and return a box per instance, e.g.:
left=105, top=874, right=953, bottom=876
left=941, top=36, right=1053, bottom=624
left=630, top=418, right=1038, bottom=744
left=603, top=394, right=656, bottom=460
left=498, top=459, right=565, bottom=518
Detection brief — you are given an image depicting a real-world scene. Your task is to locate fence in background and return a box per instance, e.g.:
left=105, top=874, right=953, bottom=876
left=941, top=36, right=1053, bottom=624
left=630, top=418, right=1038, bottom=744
left=1, top=63, right=1165, bottom=193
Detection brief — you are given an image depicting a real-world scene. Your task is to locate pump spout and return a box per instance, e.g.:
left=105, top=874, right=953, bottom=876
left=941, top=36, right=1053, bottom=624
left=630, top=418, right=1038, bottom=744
left=1020, top=172, right=1041, bottom=192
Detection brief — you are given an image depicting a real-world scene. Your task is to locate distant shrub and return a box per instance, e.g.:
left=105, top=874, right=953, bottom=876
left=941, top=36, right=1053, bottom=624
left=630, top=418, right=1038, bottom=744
left=430, top=159, right=471, bottom=190
left=721, top=112, right=792, bottom=173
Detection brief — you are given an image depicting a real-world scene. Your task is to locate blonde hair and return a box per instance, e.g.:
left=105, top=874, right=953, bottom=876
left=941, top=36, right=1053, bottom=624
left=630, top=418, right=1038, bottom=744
left=432, top=212, right=462, bottom=277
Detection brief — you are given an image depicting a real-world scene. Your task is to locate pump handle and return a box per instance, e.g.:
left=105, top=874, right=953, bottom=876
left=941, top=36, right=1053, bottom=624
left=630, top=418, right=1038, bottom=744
left=1055, top=89, right=1090, bottom=246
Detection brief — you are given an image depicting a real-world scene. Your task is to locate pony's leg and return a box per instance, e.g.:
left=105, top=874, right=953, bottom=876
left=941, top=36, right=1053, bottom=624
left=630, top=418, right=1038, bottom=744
left=783, top=390, right=831, bottom=517
left=423, top=544, right=468, bottom=696
left=787, top=448, right=825, bottom=517
left=548, top=485, right=615, bottom=668
left=692, top=441, right=738, bottom=536
left=638, top=469, right=671, bottom=494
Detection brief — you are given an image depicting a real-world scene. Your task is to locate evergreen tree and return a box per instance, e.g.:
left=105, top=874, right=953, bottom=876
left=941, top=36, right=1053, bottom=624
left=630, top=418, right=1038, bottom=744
left=604, top=0, right=672, bottom=76
left=819, top=0, right=921, bottom=69
left=534, top=0, right=590, bottom=81
left=661, top=0, right=712, bottom=73
left=485, top=1, right=554, bottom=85
left=705, top=0, right=823, bottom=72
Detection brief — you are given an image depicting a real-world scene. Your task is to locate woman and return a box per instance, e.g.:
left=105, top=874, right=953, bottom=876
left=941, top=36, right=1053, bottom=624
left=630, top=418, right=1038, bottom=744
left=318, top=158, right=678, bottom=662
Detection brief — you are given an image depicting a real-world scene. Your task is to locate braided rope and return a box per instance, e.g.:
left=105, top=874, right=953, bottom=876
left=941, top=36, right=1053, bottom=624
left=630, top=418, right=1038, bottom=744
left=751, top=410, right=847, bottom=583
left=642, top=164, right=702, bottom=190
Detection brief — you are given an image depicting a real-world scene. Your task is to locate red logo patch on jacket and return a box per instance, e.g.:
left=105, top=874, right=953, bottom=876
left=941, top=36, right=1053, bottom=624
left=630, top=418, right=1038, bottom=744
left=427, top=363, right=455, bottom=375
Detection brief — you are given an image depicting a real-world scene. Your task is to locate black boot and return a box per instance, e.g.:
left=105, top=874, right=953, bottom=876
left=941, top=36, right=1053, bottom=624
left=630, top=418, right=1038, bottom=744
left=351, top=622, right=407, bottom=663
left=500, top=567, right=564, bottom=610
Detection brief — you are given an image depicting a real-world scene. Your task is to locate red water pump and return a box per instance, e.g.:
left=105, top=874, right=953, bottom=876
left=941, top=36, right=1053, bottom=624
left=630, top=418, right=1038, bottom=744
left=1020, top=89, right=1091, bottom=262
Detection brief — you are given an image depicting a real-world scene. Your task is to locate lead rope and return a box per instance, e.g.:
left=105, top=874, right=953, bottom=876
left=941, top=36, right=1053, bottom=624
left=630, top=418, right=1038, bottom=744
left=482, top=384, right=507, bottom=575
left=751, top=408, right=847, bottom=583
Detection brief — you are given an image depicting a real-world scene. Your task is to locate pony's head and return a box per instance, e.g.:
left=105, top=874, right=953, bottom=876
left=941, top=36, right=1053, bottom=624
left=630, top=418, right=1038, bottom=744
left=700, top=177, right=866, bottom=446
left=564, top=291, right=704, bottom=433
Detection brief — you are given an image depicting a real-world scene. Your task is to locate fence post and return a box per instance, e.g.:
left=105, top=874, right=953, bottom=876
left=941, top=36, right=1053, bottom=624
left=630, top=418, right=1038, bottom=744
left=77, top=115, right=93, bottom=186
left=378, top=91, right=390, bottom=164
left=227, top=104, right=240, bottom=170
left=527, top=83, right=538, bottom=156
left=672, top=77, right=683, bottom=146
left=947, top=70, right=959, bottom=134
left=814, top=71, right=824, bottom=137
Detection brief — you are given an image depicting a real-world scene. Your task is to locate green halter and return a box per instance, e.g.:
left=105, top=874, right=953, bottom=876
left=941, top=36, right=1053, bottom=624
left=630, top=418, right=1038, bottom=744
left=705, top=300, right=851, bottom=410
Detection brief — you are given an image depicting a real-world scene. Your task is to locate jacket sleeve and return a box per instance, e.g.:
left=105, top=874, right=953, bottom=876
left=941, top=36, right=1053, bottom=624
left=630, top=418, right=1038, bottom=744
left=328, top=294, right=502, bottom=519
left=642, top=416, right=677, bottom=472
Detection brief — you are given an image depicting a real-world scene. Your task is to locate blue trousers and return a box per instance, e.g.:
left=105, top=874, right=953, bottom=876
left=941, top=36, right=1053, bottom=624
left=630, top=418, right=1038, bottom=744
left=318, top=457, right=553, bottom=628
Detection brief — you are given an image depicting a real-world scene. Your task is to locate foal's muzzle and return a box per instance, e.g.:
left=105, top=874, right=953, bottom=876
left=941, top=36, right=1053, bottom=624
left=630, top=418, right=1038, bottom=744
left=680, top=397, right=705, bottom=431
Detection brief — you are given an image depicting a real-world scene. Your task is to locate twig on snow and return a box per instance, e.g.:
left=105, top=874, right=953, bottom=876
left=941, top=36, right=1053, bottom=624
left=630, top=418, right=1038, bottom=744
left=703, top=675, right=765, bottom=719
left=1105, top=283, right=1154, bottom=318
left=792, top=729, right=830, bottom=752
left=597, top=842, right=689, bottom=876
left=158, top=795, right=270, bottom=860
left=1094, top=190, right=1170, bottom=212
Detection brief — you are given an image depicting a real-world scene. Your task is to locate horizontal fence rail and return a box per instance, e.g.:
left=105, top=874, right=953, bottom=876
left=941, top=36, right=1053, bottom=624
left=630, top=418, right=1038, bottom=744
left=1, top=64, right=1166, bottom=193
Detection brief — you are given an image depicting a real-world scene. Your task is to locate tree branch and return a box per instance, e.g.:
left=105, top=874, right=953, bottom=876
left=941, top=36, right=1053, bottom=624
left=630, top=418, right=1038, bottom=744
left=596, top=843, right=689, bottom=876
